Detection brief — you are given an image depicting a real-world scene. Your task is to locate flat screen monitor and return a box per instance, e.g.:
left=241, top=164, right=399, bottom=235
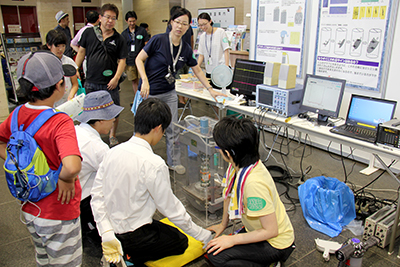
left=300, top=74, right=346, bottom=125
left=230, top=59, right=266, bottom=101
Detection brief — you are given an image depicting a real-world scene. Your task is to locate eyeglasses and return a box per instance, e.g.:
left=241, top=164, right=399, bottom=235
left=174, top=20, right=189, bottom=27
left=103, top=15, right=117, bottom=21
left=198, top=23, right=209, bottom=27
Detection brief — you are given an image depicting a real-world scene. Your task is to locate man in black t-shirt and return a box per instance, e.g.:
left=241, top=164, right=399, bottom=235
left=121, top=11, right=149, bottom=97
left=75, top=3, right=127, bottom=147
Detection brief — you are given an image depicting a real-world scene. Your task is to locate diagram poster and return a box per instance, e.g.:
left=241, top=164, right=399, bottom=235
left=314, top=0, right=393, bottom=91
left=255, top=0, right=307, bottom=76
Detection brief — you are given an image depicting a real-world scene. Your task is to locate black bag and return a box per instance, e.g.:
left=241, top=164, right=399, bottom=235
left=118, top=72, right=127, bottom=84
left=94, top=26, right=126, bottom=85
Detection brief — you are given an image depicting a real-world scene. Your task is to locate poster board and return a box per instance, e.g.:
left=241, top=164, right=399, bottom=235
left=253, top=0, right=308, bottom=77
left=313, top=0, right=398, bottom=91
left=197, top=7, right=235, bottom=28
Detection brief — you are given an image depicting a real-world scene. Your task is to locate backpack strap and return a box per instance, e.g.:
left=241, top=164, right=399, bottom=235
left=25, top=109, right=66, bottom=137
left=10, top=105, right=23, bottom=134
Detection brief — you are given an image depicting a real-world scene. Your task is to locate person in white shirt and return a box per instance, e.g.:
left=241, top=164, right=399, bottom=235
left=74, top=91, right=124, bottom=244
left=70, top=10, right=100, bottom=76
left=197, top=12, right=231, bottom=87
left=90, top=98, right=212, bottom=265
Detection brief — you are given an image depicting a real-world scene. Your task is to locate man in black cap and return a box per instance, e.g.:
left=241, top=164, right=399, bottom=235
left=55, top=10, right=74, bottom=58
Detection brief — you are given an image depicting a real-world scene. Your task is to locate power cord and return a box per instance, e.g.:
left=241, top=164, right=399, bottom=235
left=354, top=190, right=397, bottom=220
left=266, top=164, right=300, bottom=212
left=354, top=159, right=397, bottom=194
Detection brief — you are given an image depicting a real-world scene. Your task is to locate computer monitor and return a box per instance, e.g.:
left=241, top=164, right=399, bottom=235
left=230, top=59, right=266, bottom=101
left=300, top=74, right=346, bottom=125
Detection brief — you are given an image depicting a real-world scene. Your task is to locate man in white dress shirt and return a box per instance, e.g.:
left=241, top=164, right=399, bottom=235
left=90, top=98, right=212, bottom=265
left=75, top=91, right=124, bottom=244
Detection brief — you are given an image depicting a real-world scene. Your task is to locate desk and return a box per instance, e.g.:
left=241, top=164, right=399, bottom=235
left=176, top=81, right=400, bottom=163
left=176, top=81, right=400, bottom=254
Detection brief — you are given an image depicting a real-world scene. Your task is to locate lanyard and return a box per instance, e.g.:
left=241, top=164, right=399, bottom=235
left=204, top=28, right=213, bottom=57
left=169, top=32, right=182, bottom=73
left=128, top=28, right=135, bottom=44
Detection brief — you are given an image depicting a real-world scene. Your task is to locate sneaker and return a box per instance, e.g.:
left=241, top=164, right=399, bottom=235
left=109, top=136, right=119, bottom=147
left=169, top=164, right=186, bottom=175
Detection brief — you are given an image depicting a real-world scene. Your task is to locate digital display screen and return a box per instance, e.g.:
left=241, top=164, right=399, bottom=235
left=258, top=89, right=273, bottom=106
left=231, top=59, right=266, bottom=100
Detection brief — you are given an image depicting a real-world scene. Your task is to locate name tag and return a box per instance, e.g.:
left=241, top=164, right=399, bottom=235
left=131, top=45, right=135, bottom=52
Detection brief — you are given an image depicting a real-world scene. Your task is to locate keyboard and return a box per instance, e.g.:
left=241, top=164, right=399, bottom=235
left=330, top=125, right=377, bottom=143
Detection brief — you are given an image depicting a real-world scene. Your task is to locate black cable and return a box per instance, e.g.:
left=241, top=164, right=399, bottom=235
left=391, top=186, right=400, bottom=204
left=327, top=141, right=356, bottom=160
left=327, top=142, right=356, bottom=183
left=292, top=135, right=312, bottom=159
left=299, top=134, right=310, bottom=181
left=340, top=144, right=348, bottom=183
left=267, top=164, right=300, bottom=212
left=279, top=131, right=293, bottom=181
left=354, top=159, right=397, bottom=193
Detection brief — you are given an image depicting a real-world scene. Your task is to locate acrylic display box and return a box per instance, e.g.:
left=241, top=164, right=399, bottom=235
left=173, top=115, right=227, bottom=226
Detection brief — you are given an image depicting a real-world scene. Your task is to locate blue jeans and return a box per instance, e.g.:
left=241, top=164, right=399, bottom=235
left=149, top=89, right=181, bottom=166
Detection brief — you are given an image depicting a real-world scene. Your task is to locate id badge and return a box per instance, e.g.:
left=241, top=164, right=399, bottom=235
left=131, top=45, right=135, bottom=52
left=208, top=57, right=213, bottom=65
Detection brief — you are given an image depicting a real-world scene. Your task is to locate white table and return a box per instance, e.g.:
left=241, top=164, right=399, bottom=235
left=176, top=81, right=400, bottom=254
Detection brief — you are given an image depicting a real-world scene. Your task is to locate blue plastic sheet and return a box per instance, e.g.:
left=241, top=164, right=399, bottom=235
left=298, top=176, right=356, bottom=237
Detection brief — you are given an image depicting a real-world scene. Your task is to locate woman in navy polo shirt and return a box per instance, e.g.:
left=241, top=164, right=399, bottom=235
left=136, top=7, right=224, bottom=174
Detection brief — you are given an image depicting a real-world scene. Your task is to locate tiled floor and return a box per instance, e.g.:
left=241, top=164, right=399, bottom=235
left=1, top=80, right=400, bottom=266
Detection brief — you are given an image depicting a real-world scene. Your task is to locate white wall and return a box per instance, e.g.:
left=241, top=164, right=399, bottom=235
left=251, top=0, right=399, bottom=120
left=250, top=0, right=400, bottom=170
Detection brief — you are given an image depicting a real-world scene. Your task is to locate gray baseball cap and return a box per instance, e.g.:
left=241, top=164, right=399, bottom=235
left=17, top=51, right=76, bottom=90
left=76, top=91, right=124, bottom=123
